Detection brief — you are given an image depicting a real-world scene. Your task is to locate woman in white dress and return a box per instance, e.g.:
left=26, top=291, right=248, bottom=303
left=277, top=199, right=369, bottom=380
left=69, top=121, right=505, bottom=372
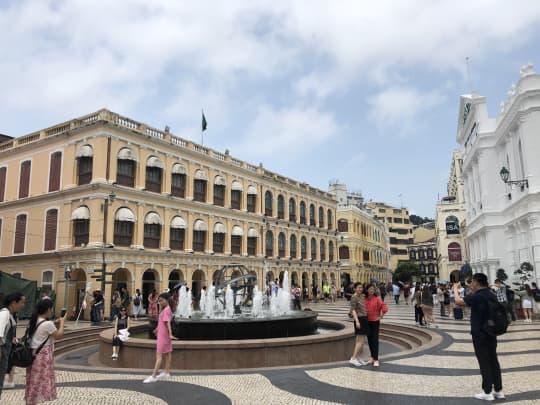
left=521, top=284, right=534, bottom=323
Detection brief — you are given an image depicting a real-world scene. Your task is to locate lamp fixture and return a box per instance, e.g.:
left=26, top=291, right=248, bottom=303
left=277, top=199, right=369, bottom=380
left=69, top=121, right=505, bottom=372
left=499, top=166, right=528, bottom=190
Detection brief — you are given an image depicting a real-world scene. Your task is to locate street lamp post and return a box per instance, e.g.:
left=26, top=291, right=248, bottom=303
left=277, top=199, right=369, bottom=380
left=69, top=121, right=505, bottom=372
left=63, top=265, right=71, bottom=316
left=499, top=166, right=529, bottom=193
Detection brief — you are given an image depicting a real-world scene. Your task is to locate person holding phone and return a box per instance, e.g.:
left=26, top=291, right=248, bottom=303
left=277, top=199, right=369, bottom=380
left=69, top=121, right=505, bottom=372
left=25, top=299, right=66, bottom=405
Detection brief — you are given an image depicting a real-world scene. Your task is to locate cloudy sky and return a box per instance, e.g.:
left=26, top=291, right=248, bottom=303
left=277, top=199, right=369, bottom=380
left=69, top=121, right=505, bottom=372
left=1, top=1, right=540, bottom=217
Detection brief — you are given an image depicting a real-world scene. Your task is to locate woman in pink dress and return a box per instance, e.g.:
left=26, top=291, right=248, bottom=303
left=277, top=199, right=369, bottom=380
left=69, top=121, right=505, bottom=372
left=143, top=292, right=176, bottom=383
left=147, top=289, right=159, bottom=318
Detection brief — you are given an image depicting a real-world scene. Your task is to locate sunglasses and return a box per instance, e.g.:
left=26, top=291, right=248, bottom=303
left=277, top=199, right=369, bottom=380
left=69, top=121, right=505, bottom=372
left=120, top=309, right=127, bottom=312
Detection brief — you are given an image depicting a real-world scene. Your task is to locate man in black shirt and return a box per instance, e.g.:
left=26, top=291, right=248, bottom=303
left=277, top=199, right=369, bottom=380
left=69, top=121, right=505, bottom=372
left=454, top=273, right=504, bottom=401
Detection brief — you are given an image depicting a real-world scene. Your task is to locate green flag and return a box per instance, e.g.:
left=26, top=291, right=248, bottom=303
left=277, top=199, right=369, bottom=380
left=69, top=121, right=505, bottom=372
left=202, top=111, right=207, bottom=131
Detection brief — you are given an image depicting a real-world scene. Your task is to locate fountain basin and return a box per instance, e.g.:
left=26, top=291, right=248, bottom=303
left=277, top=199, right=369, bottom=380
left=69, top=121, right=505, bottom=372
left=99, top=318, right=354, bottom=370
left=167, top=311, right=318, bottom=340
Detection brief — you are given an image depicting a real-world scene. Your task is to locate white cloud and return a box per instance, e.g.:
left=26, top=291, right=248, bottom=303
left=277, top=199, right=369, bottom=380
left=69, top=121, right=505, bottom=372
left=232, top=105, right=339, bottom=163
left=367, top=86, right=446, bottom=136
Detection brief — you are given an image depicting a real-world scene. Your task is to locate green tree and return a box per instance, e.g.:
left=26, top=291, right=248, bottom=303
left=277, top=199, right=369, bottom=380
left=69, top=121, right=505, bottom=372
left=513, top=262, right=534, bottom=291
left=409, top=215, right=434, bottom=226
left=393, top=261, right=421, bottom=283
left=496, top=268, right=508, bottom=282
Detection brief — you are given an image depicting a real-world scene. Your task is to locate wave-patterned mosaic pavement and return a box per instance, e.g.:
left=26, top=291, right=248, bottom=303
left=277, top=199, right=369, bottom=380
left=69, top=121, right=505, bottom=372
left=3, top=299, right=540, bottom=404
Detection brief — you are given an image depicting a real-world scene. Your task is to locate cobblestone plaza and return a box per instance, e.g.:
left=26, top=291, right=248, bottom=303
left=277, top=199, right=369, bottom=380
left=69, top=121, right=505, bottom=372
left=3, top=300, right=539, bottom=404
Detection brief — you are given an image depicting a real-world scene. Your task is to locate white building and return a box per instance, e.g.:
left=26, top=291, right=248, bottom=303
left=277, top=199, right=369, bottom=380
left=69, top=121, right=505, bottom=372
left=456, top=63, right=540, bottom=284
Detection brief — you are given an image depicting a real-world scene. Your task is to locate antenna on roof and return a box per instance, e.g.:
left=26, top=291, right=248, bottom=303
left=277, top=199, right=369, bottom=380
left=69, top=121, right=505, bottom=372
left=465, top=56, right=473, bottom=93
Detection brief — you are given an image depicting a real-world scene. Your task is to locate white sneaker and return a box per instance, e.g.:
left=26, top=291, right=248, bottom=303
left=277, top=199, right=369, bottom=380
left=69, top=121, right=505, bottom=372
left=492, top=390, right=505, bottom=399
left=3, top=382, right=15, bottom=389
left=143, top=376, right=158, bottom=384
left=349, top=358, right=361, bottom=367
left=474, top=392, right=494, bottom=401
left=156, top=372, right=171, bottom=380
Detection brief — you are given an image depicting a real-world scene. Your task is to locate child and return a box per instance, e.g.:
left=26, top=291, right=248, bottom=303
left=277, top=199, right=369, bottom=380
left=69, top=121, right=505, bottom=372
left=143, top=293, right=176, bottom=383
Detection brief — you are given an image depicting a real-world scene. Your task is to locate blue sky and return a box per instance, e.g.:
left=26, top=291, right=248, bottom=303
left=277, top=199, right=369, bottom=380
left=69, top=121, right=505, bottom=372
left=1, top=1, right=540, bottom=217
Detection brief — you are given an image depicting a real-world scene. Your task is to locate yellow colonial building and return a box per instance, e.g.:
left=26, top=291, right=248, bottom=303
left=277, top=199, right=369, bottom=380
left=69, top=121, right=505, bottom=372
left=366, top=202, right=414, bottom=271
left=0, top=109, right=338, bottom=317
left=334, top=204, right=391, bottom=284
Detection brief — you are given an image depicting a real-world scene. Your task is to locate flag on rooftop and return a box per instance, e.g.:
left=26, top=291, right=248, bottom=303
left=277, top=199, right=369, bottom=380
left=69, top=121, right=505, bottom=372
left=202, top=111, right=207, bottom=132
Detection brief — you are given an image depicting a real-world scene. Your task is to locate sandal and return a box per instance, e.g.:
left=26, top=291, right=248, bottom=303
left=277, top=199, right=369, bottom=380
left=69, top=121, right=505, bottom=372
left=373, top=360, right=380, bottom=367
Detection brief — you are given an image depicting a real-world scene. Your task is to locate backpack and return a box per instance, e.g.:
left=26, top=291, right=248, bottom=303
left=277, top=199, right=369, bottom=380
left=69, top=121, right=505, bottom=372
left=482, top=292, right=508, bottom=337
left=10, top=320, right=49, bottom=368
left=505, top=287, right=515, bottom=303
left=533, top=289, right=540, bottom=303
left=133, top=295, right=141, bottom=306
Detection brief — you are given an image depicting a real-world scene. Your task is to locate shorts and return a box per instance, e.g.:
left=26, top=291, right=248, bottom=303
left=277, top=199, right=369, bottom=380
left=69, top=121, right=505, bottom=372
left=353, top=316, right=368, bottom=335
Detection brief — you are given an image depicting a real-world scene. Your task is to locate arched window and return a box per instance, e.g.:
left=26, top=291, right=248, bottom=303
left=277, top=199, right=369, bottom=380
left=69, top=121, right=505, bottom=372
left=71, top=206, right=90, bottom=247
left=193, top=170, right=208, bottom=202
left=41, top=270, right=54, bottom=293
left=318, top=206, right=324, bottom=228
left=247, top=228, right=258, bottom=256
left=44, top=209, right=58, bottom=251
left=143, top=212, right=162, bottom=248
left=278, top=232, right=286, bottom=257
left=213, top=222, right=226, bottom=253
left=171, top=163, right=186, bottom=198
left=231, top=225, right=243, bottom=255
left=193, top=219, right=207, bottom=252
left=328, top=241, right=334, bottom=262
left=247, top=186, right=257, bottom=213
left=290, top=234, right=297, bottom=258
left=14, top=214, right=27, bottom=253
left=145, top=156, right=163, bottom=193
left=289, top=198, right=296, bottom=222
left=213, top=176, right=226, bottom=206
left=277, top=195, right=284, bottom=219
left=445, top=215, right=460, bottom=235
left=309, top=204, right=316, bottom=226
left=114, top=208, right=135, bottom=247
left=76, top=145, right=93, bottom=185
left=327, top=209, right=333, bottom=230
left=363, top=250, right=370, bottom=262
left=170, top=216, right=186, bottom=251
left=265, top=191, right=273, bottom=216
left=48, top=152, right=62, bottom=192
left=448, top=242, right=462, bottom=261
left=320, top=239, right=326, bottom=261
left=299, top=201, right=306, bottom=224
left=427, top=248, right=434, bottom=259
left=428, top=263, right=435, bottom=274
left=420, top=264, right=426, bottom=273
left=19, top=160, right=31, bottom=198
left=339, top=245, right=350, bottom=260
left=310, top=237, right=317, bottom=260
left=409, top=250, right=416, bottom=260
left=117, top=148, right=137, bottom=187
left=338, top=219, right=348, bottom=232
left=231, top=181, right=243, bottom=210
left=265, top=230, right=274, bottom=257
left=300, top=236, right=307, bottom=259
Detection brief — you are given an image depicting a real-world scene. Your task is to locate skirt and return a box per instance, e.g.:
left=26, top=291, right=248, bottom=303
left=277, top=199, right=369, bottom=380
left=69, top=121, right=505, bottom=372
left=25, top=345, right=57, bottom=404
left=522, top=298, right=533, bottom=309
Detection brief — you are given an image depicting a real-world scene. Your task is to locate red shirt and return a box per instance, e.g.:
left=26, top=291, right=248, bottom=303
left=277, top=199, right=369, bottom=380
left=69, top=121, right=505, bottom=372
left=364, top=295, right=388, bottom=322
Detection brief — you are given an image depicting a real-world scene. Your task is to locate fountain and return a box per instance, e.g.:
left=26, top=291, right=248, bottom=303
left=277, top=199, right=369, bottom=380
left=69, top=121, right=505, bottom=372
left=171, top=265, right=317, bottom=340
left=99, top=264, right=356, bottom=369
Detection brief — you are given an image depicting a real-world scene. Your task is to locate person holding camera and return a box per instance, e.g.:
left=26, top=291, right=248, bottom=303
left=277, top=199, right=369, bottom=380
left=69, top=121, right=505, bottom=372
left=454, top=273, right=504, bottom=401
left=25, top=298, right=67, bottom=404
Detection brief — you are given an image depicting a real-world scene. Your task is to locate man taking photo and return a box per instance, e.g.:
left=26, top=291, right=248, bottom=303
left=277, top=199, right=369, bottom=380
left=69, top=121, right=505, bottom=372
left=454, top=273, right=504, bottom=401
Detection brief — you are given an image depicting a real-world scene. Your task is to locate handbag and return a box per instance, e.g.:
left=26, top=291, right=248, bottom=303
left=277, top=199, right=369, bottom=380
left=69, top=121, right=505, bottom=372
left=10, top=320, right=50, bottom=368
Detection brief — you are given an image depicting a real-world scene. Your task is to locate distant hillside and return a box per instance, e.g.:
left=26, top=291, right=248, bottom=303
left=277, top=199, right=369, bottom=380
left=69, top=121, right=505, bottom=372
left=409, top=214, right=434, bottom=226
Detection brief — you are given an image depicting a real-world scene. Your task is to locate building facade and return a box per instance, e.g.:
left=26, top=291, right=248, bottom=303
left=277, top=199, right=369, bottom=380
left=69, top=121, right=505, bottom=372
left=436, top=150, right=468, bottom=282
left=456, top=63, right=540, bottom=284
left=0, top=109, right=339, bottom=317
left=366, top=202, right=413, bottom=271
left=407, top=238, right=438, bottom=283
left=333, top=204, right=391, bottom=285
